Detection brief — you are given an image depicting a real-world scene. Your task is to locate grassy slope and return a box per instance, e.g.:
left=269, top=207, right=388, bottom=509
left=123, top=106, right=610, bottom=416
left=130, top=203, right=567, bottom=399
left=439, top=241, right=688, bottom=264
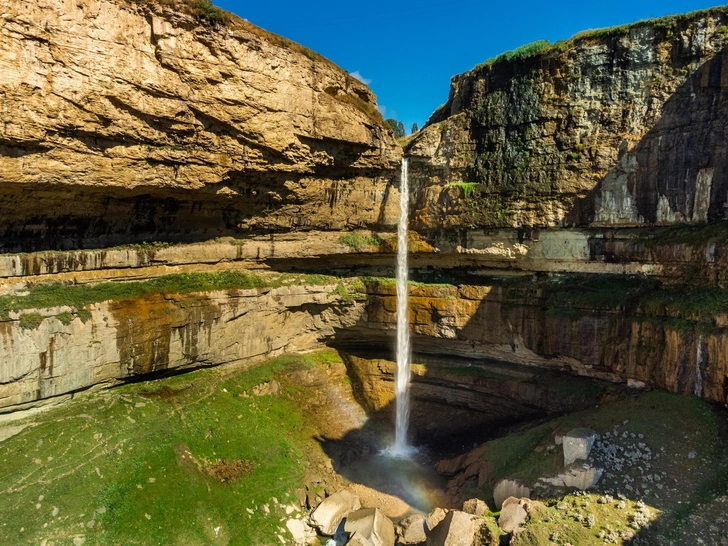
left=470, top=391, right=728, bottom=545
left=0, top=352, right=341, bottom=546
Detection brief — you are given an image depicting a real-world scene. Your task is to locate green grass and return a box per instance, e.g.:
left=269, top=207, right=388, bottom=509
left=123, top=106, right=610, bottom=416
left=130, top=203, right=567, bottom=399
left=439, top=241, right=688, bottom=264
left=18, top=312, right=45, bottom=330
left=628, top=221, right=728, bottom=247
left=475, top=390, right=724, bottom=498
left=192, top=0, right=230, bottom=23
left=0, top=271, right=346, bottom=320
left=0, top=351, right=342, bottom=545
left=474, top=5, right=728, bottom=71
left=480, top=40, right=551, bottom=67
left=339, top=231, right=384, bottom=252
left=449, top=181, right=480, bottom=198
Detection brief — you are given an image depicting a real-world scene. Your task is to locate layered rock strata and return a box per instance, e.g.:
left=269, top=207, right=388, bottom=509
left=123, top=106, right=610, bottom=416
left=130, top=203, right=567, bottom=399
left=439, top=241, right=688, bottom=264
left=0, top=0, right=401, bottom=252
left=345, top=281, right=728, bottom=405
left=0, top=283, right=364, bottom=410
left=406, top=7, right=728, bottom=231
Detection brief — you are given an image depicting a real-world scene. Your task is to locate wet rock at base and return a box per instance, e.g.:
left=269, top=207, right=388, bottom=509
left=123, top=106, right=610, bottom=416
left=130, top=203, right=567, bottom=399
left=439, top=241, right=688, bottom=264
left=461, top=498, right=489, bottom=516
left=493, top=479, right=531, bottom=510
left=426, top=510, right=481, bottom=546
left=398, top=513, right=427, bottom=544
left=308, top=490, right=361, bottom=535
left=563, top=428, right=598, bottom=466
left=344, top=508, right=395, bottom=546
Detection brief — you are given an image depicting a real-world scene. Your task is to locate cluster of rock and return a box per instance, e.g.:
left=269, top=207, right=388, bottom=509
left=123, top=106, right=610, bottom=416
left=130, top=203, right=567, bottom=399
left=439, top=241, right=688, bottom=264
left=291, top=489, right=510, bottom=546
left=587, top=421, right=667, bottom=502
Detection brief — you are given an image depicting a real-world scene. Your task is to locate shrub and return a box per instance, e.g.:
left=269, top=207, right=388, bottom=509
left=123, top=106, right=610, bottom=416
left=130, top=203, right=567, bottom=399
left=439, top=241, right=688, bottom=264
left=192, top=0, right=229, bottom=24
left=481, top=40, right=551, bottom=67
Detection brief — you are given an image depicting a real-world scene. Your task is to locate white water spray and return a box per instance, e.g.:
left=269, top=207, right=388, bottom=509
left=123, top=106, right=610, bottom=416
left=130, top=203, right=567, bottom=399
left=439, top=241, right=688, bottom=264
left=393, top=158, right=412, bottom=455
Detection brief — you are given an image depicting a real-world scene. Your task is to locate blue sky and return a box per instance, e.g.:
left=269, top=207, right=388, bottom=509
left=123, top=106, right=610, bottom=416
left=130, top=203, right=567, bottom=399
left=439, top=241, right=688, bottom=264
left=214, top=0, right=724, bottom=133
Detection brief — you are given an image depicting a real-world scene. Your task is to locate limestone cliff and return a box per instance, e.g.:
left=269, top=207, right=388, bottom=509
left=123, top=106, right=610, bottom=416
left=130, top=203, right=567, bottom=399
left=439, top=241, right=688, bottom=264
left=406, top=7, right=728, bottom=231
left=0, top=282, right=365, bottom=409
left=0, top=0, right=401, bottom=252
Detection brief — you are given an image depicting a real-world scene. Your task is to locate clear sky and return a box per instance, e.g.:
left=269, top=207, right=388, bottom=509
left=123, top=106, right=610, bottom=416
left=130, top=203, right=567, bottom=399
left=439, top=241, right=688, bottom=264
left=214, top=0, right=725, bottom=133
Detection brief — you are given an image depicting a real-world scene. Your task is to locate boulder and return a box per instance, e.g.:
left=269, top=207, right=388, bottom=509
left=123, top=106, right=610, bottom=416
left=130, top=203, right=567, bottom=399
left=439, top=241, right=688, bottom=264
left=344, top=508, right=395, bottom=546
left=500, top=497, right=522, bottom=509
left=426, top=511, right=480, bottom=546
left=497, top=503, right=528, bottom=534
left=424, top=507, right=447, bottom=532
left=493, top=480, right=531, bottom=510
left=563, top=428, right=598, bottom=466
left=536, top=462, right=603, bottom=491
left=398, top=514, right=427, bottom=544
left=286, top=518, right=316, bottom=545
left=347, top=532, right=374, bottom=546
left=562, top=463, right=602, bottom=489
left=308, top=490, right=361, bottom=535
left=462, top=498, right=489, bottom=516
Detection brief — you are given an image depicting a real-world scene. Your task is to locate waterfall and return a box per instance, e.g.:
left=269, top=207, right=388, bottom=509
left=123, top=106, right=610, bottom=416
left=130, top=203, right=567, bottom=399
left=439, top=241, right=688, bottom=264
left=393, top=158, right=411, bottom=455
left=694, top=334, right=704, bottom=397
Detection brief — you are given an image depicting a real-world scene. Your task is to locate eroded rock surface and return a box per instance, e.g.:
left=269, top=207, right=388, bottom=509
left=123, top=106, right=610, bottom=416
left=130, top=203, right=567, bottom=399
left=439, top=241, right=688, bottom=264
left=407, top=8, right=728, bottom=231
left=0, top=0, right=400, bottom=251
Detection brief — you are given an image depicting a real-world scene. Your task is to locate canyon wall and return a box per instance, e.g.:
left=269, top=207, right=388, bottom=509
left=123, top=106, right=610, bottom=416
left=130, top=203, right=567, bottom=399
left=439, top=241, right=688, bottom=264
left=406, top=8, right=728, bottom=231
left=1, top=1, right=727, bottom=414
left=0, top=282, right=364, bottom=410
left=343, top=281, right=728, bottom=406
left=0, top=0, right=401, bottom=252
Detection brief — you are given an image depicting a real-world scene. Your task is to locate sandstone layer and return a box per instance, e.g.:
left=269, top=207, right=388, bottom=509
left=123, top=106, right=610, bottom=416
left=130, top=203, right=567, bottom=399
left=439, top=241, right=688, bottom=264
left=0, top=0, right=401, bottom=252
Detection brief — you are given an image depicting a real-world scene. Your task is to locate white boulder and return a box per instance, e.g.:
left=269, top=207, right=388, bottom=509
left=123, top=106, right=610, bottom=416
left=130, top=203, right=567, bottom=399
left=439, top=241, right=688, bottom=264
left=308, top=490, right=361, bottom=535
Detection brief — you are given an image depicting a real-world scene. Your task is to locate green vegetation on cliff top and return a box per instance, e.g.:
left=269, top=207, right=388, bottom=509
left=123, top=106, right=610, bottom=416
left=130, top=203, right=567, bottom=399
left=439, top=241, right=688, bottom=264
left=477, top=5, right=728, bottom=68
left=0, top=351, right=342, bottom=546
left=0, top=271, right=342, bottom=320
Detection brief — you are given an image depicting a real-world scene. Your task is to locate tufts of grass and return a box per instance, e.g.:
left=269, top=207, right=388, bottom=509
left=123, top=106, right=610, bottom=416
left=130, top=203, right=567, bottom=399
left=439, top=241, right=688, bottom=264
left=0, top=271, right=273, bottom=320
left=473, top=6, right=728, bottom=72
left=56, top=311, right=75, bottom=326
left=480, top=40, right=551, bottom=67
left=339, top=231, right=384, bottom=252
left=18, top=312, right=45, bottom=330
left=628, top=220, right=728, bottom=248
left=449, top=181, right=481, bottom=198
left=192, top=0, right=229, bottom=23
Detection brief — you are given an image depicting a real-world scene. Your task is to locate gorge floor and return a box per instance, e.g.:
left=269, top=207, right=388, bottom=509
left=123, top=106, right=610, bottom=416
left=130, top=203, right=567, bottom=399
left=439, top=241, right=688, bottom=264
left=0, top=350, right=726, bottom=546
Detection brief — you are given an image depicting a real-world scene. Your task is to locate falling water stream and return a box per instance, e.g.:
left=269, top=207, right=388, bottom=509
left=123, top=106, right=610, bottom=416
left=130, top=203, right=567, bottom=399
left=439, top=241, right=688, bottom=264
left=393, top=158, right=412, bottom=455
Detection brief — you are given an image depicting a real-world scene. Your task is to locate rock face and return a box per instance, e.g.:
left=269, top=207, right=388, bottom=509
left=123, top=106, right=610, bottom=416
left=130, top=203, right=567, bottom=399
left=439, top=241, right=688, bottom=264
left=497, top=502, right=528, bottom=534
left=537, top=463, right=603, bottom=491
left=406, top=7, right=728, bottom=231
left=346, top=280, right=728, bottom=406
left=0, top=0, right=400, bottom=251
left=0, top=283, right=364, bottom=410
left=398, top=514, right=428, bottom=545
